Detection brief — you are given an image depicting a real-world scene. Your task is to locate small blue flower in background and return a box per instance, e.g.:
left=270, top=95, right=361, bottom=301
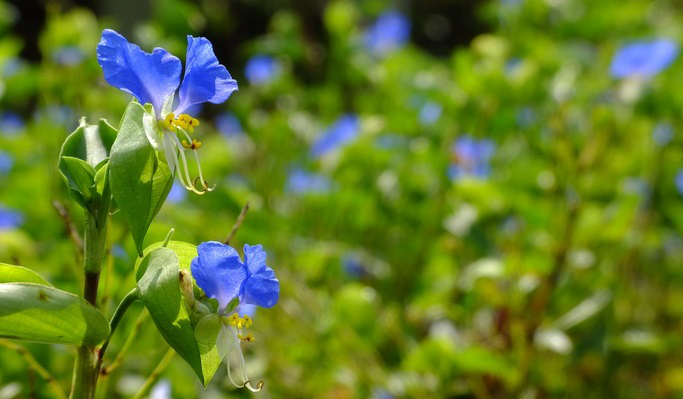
left=516, top=106, right=537, bottom=129
left=419, top=102, right=442, bottom=126
left=35, top=106, right=74, bottom=128
left=448, top=135, right=495, bottom=180
left=374, top=133, right=405, bottom=149
left=0, top=111, right=24, bottom=136
left=653, top=122, right=673, bottom=147
left=610, top=38, right=679, bottom=79
left=365, top=10, right=411, bottom=56
left=215, top=112, right=244, bottom=138
left=190, top=241, right=279, bottom=391
left=676, top=170, right=683, bottom=196
left=0, top=151, right=13, bottom=175
left=112, top=244, right=129, bottom=261
left=311, top=114, right=360, bottom=158
left=0, top=206, right=23, bottom=230
left=149, top=379, right=171, bottom=399
left=286, top=168, right=332, bottom=194
left=244, top=55, right=280, bottom=85
left=97, top=29, right=238, bottom=194
left=52, top=45, right=85, bottom=66
left=2, top=58, right=22, bottom=78
left=342, top=254, right=366, bottom=278
left=166, top=182, right=187, bottom=204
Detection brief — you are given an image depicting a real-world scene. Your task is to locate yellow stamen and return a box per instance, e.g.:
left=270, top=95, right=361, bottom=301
left=243, top=315, right=252, bottom=328
left=238, top=333, right=255, bottom=342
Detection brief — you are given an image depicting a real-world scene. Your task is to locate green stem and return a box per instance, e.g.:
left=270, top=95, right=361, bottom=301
left=98, top=289, right=140, bottom=368
left=70, top=212, right=108, bottom=399
left=131, top=349, right=175, bottom=399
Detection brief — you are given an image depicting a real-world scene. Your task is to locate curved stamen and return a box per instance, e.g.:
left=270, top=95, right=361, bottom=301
left=177, top=126, right=215, bottom=192
left=166, top=131, right=207, bottom=194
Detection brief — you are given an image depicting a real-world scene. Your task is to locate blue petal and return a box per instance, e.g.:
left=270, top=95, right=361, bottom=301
left=242, top=244, right=279, bottom=308
left=191, top=241, right=247, bottom=311
left=175, top=36, right=238, bottom=115
left=96, top=29, right=181, bottom=117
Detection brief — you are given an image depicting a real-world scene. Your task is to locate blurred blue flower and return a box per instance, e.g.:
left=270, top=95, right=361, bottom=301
left=365, top=11, right=411, bottom=56
left=97, top=29, right=238, bottom=194
left=610, top=39, right=679, bottom=79
left=653, top=122, right=673, bottom=147
left=419, top=102, right=442, bottom=126
left=166, top=182, right=187, bottom=204
left=2, top=58, right=22, bottom=78
left=0, top=111, right=24, bottom=136
left=0, top=150, right=13, bottom=175
left=215, top=112, right=244, bottom=138
left=286, top=168, right=332, bottom=194
left=245, top=55, right=280, bottom=85
left=448, top=135, right=495, bottom=180
left=516, top=106, right=537, bottom=128
left=191, top=242, right=279, bottom=312
left=149, top=379, right=171, bottom=399
left=35, top=106, right=73, bottom=128
left=0, top=206, right=23, bottom=230
left=52, top=45, right=85, bottom=66
left=676, top=170, right=683, bottom=196
left=311, top=114, right=360, bottom=158
left=342, top=254, right=366, bottom=278
left=112, top=244, right=129, bottom=260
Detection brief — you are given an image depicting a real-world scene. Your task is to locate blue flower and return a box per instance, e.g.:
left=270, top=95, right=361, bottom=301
left=448, top=135, right=495, bottom=180
left=191, top=241, right=279, bottom=312
left=419, top=102, right=442, bottom=126
left=97, top=29, right=238, bottom=194
left=0, top=206, right=23, bottom=230
left=610, top=39, right=679, bottom=79
left=190, top=241, right=278, bottom=392
left=676, top=170, right=683, bottom=196
left=166, top=182, right=187, bottom=204
left=0, top=150, right=13, bottom=175
left=286, top=168, right=332, bottom=194
left=52, top=45, right=85, bottom=66
left=244, top=55, right=280, bottom=85
left=365, top=11, right=411, bottom=56
left=342, top=254, right=366, bottom=278
left=215, top=112, right=244, bottom=138
left=311, top=114, right=360, bottom=158
left=0, top=112, right=24, bottom=136
left=653, top=122, right=673, bottom=147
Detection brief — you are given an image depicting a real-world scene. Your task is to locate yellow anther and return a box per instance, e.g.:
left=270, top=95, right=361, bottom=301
left=228, top=313, right=240, bottom=327
left=238, top=333, right=255, bottom=342
left=160, top=113, right=176, bottom=130
left=181, top=139, right=202, bottom=150
left=243, top=315, right=252, bottom=328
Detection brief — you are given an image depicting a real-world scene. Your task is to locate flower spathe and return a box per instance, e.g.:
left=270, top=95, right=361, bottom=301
left=190, top=241, right=279, bottom=391
left=96, top=29, right=238, bottom=194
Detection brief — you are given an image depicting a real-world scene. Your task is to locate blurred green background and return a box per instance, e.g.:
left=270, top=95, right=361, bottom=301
left=2, top=0, right=683, bottom=398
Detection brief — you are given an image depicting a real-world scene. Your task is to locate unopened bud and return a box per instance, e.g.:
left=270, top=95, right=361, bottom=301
left=179, top=269, right=195, bottom=306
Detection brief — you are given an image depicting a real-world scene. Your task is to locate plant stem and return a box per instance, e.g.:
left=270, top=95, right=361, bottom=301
left=97, top=288, right=140, bottom=368
left=131, top=349, right=175, bottom=399
left=0, top=339, right=67, bottom=399
left=70, top=212, right=108, bottom=399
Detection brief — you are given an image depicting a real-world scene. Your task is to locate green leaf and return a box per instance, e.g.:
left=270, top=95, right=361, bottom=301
left=58, top=118, right=117, bottom=210
left=0, top=263, right=51, bottom=285
left=135, top=240, right=198, bottom=275
left=109, top=102, right=174, bottom=256
left=61, top=156, right=97, bottom=203
left=0, top=283, right=110, bottom=346
left=136, top=247, right=216, bottom=385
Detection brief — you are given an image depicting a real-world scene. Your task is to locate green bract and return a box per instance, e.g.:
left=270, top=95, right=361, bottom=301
left=109, top=101, right=174, bottom=256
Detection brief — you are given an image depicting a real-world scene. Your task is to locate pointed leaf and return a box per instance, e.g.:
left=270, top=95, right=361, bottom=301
left=109, top=102, right=174, bottom=256
left=0, top=283, right=110, bottom=346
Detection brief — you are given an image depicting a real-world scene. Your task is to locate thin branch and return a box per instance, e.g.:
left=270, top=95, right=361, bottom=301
left=224, top=202, right=250, bottom=245
left=51, top=200, right=83, bottom=253
left=131, top=348, right=175, bottom=399
left=0, top=339, right=67, bottom=399
left=101, top=310, right=148, bottom=375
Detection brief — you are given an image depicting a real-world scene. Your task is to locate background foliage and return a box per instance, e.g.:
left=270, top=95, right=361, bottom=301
left=1, top=0, right=683, bottom=398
